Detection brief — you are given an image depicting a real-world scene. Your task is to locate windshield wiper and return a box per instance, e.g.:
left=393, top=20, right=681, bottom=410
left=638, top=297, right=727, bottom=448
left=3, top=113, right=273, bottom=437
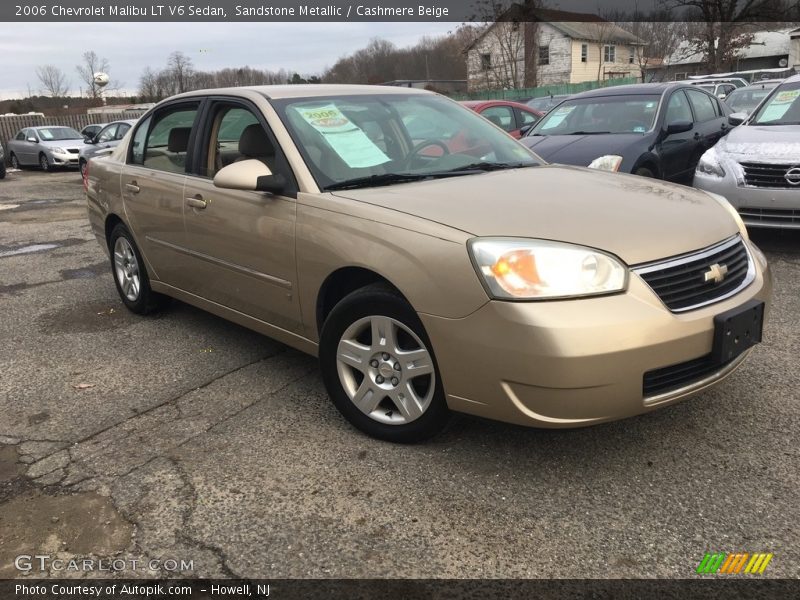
left=561, top=131, right=612, bottom=135
left=435, top=161, right=535, bottom=174
left=325, top=173, right=432, bottom=191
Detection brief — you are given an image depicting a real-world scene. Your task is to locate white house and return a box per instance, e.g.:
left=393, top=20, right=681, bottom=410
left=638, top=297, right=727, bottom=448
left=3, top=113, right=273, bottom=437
left=465, top=13, right=644, bottom=92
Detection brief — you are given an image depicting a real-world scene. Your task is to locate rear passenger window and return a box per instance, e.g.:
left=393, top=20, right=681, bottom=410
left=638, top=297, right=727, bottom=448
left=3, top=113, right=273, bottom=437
left=686, top=89, right=718, bottom=122
left=135, top=104, right=200, bottom=173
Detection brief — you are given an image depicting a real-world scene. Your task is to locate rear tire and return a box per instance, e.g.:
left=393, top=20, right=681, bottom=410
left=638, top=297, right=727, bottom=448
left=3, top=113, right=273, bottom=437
left=79, top=159, right=87, bottom=178
left=0, top=162, right=5, bottom=179
left=320, top=284, right=449, bottom=443
left=108, top=223, right=169, bottom=315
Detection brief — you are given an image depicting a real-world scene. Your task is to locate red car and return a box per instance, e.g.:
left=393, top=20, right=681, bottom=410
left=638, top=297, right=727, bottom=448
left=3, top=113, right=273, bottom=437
left=460, top=100, right=543, bottom=138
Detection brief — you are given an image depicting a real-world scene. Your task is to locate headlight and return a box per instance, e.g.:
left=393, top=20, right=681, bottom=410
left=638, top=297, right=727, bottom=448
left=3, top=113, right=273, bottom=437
left=696, top=147, right=725, bottom=177
left=469, top=238, right=628, bottom=300
left=587, top=155, right=623, bottom=172
left=51, top=147, right=67, bottom=155
left=704, top=191, right=749, bottom=240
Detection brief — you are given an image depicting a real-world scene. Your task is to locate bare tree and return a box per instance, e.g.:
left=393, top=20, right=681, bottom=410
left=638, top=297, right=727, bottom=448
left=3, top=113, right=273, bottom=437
left=76, top=50, right=111, bottom=99
left=618, top=14, right=687, bottom=82
left=36, top=65, right=70, bottom=97
left=669, top=0, right=789, bottom=72
left=166, top=51, right=195, bottom=94
left=138, top=67, right=161, bottom=102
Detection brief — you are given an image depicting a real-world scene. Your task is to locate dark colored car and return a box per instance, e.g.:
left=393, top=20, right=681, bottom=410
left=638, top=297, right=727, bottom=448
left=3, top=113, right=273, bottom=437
left=460, top=100, right=543, bottom=138
left=520, top=83, right=732, bottom=181
left=526, top=94, right=571, bottom=113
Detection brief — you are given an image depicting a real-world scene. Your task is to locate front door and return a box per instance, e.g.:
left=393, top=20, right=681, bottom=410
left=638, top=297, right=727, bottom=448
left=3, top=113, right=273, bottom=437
left=120, top=101, right=201, bottom=289
left=180, top=100, right=302, bottom=332
left=659, top=90, right=697, bottom=181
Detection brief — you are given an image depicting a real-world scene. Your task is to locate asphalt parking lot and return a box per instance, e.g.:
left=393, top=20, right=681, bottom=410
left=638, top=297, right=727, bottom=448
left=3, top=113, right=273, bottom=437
left=0, top=168, right=798, bottom=579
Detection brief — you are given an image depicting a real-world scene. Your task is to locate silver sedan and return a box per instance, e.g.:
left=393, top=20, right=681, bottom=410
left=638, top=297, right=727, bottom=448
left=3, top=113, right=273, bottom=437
left=694, top=74, right=800, bottom=229
left=79, top=119, right=138, bottom=177
left=7, top=126, right=87, bottom=171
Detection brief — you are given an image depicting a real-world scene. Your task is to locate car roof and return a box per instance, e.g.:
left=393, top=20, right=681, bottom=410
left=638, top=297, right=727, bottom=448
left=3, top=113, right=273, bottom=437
left=784, top=73, right=800, bottom=84
left=735, top=81, right=781, bottom=89
left=568, top=82, right=685, bottom=98
left=171, top=84, right=433, bottom=101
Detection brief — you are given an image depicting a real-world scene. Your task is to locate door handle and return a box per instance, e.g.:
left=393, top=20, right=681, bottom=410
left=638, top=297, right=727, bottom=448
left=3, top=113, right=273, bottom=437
left=186, top=196, right=208, bottom=209
left=125, top=182, right=140, bottom=194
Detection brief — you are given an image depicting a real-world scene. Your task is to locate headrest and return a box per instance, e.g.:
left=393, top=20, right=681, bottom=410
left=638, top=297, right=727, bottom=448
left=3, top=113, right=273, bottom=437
left=239, top=124, right=274, bottom=158
left=167, top=127, right=191, bottom=152
left=486, top=115, right=503, bottom=127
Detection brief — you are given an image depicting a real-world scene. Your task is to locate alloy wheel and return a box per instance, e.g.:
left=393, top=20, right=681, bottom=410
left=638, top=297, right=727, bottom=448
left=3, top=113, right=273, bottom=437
left=113, top=237, right=141, bottom=301
left=39, top=154, right=49, bottom=171
left=335, top=315, right=435, bottom=425
left=10, top=154, right=19, bottom=169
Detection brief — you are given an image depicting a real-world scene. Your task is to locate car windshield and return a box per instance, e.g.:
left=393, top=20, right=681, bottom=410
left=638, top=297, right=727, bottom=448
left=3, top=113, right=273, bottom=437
left=725, top=85, right=777, bottom=113
left=530, top=94, right=660, bottom=135
left=36, top=127, right=83, bottom=141
left=750, top=81, right=800, bottom=125
left=270, top=94, right=540, bottom=190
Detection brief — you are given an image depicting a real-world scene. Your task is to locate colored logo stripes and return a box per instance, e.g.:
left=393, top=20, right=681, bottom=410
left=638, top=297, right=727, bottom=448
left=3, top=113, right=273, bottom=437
left=696, top=552, right=773, bottom=574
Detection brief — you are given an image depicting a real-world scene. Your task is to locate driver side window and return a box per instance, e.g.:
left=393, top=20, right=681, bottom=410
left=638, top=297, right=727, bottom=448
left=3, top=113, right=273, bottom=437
left=665, top=91, right=693, bottom=124
left=97, top=125, right=118, bottom=143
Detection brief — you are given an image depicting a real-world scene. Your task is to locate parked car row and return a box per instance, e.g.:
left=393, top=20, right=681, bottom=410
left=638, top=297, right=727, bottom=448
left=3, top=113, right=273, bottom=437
left=4, top=119, right=139, bottom=174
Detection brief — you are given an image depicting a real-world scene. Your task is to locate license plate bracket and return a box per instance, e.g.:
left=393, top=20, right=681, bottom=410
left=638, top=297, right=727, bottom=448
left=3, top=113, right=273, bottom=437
left=712, top=299, right=764, bottom=364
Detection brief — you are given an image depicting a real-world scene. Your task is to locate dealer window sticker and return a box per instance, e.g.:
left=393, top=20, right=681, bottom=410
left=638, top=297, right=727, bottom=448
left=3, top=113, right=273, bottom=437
left=542, top=105, right=575, bottom=129
left=760, top=89, right=799, bottom=122
left=293, top=103, right=390, bottom=168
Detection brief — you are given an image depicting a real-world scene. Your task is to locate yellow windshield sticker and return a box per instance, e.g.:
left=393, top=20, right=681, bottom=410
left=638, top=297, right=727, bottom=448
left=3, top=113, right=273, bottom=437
left=294, top=104, right=390, bottom=168
left=760, top=89, right=799, bottom=122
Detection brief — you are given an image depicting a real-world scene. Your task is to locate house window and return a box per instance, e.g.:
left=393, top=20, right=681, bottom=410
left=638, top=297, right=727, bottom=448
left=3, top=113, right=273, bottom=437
left=674, top=72, right=687, bottom=81
left=581, top=44, right=588, bottom=63
left=480, top=53, right=491, bottom=70
left=538, top=45, right=550, bottom=66
left=629, top=47, right=635, bottom=64
left=604, top=45, right=616, bottom=63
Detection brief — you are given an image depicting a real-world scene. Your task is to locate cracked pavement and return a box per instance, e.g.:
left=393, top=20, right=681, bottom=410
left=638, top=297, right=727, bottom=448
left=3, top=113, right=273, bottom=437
left=0, top=169, right=798, bottom=579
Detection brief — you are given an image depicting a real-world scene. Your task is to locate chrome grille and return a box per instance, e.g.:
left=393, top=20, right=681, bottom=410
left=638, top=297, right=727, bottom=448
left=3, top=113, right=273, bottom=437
left=739, top=207, right=800, bottom=225
left=740, top=162, right=800, bottom=188
left=67, top=149, right=80, bottom=154
left=633, top=236, right=753, bottom=312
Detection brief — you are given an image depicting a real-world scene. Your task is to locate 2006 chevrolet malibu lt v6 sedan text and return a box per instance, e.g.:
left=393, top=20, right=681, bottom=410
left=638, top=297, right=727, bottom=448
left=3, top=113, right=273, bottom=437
left=85, top=84, right=772, bottom=442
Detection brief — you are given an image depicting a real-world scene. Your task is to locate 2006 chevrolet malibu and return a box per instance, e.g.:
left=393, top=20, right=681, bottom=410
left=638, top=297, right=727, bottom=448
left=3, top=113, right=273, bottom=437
left=86, top=84, right=772, bottom=442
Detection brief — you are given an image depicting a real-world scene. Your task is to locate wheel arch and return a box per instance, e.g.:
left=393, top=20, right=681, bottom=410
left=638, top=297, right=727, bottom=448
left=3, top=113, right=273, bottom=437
left=316, top=267, right=409, bottom=335
left=632, top=153, right=661, bottom=178
left=104, top=213, right=125, bottom=250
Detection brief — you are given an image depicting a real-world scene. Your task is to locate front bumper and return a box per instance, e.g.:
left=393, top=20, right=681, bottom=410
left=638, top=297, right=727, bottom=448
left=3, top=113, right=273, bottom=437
left=49, top=151, right=80, bottom=166
left=695, top=170, right=800, bottom=229
left=421, top=241, right=771, bottom=428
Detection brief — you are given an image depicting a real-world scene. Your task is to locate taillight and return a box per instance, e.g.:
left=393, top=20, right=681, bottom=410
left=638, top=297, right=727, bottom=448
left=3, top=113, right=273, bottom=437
left=83, top=160, right=89, bottom=190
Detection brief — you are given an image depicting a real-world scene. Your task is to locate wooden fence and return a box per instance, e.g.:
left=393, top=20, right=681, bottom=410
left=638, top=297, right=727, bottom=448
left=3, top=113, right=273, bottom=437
left=1, top=112, right=146, bottom=164
left=450, top=77, right=640, bottom=101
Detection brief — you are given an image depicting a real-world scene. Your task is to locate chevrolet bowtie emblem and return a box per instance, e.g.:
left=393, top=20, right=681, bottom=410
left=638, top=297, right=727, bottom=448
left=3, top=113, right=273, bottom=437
left=704, top=263, right=729, bottom=284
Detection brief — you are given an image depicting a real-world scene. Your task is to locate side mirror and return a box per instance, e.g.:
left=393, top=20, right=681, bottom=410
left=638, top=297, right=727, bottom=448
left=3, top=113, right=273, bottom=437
left=213, top=159, right=284, bottom=194
left=27, top=137, right=37, bottom=143
left=665, top=120, right=693, bottom=135
left=519, top=124, right=533, bottom=137
left=95, top=148, right=114, bottom=157
left=84, top=136, right=95, bottom=144
left=728, top=112, right=747, bottom=126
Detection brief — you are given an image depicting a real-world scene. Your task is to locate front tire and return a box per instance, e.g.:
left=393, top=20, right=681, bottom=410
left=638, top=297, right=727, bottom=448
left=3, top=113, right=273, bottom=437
left=320, top=284, right=449, bottom=443
left=39, top=153, right=50, bottom=172
left=634, top=166, right=655, bottom=178
left=108, top=223, right=169, bottom=315
left=9, top=153, right=20, bottom=170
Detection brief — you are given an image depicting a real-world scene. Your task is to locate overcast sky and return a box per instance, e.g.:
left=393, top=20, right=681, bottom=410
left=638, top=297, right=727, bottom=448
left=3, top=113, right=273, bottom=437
left=0, top=22, right=456, bottom=99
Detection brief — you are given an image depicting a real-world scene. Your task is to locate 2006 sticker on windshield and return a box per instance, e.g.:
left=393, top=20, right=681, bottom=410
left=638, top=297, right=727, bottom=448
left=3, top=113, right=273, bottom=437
left=294, top=104, right=390, bottom=168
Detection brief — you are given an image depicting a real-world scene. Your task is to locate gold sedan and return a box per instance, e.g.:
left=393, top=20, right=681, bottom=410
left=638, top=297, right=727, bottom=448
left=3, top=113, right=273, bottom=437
left=86, top=85, right=771, bottom=442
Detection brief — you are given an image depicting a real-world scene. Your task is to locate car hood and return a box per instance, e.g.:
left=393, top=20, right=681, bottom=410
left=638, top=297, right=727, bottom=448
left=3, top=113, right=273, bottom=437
left=39, top=140, right=85, bottom=150
left=332, top=165, right=738, bottom=265
left=718, top=125, right=800, bottom=161
left=521, top=133, right=644, bottom=166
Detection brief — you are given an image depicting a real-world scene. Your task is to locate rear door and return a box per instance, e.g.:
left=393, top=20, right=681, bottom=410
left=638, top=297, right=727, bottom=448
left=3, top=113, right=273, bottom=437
left=180, top=98, right=302, bottom=331
left=686, top=88, right=728, bottom=154
left=120, top=101, right=202, bottom=289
